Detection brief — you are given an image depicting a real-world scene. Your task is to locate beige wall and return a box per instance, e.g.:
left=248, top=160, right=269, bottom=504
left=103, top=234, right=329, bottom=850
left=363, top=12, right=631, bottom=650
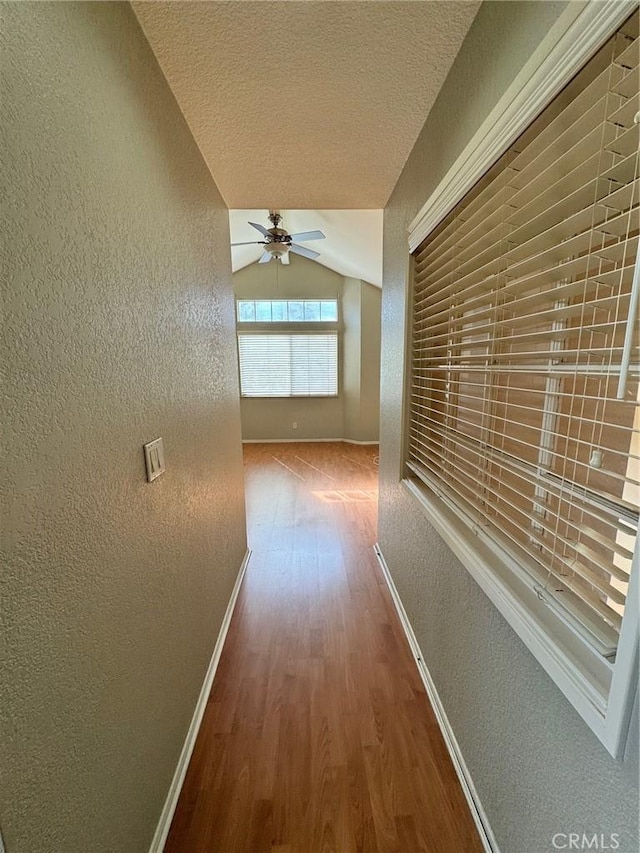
left=357, top=281, right=381, bottom=442
left=378, top=2, right=639, bottom=852
left=1, top=4, right=246, bottom=852
left=233, top=256, right=380, bottom=442
left=343, top=278, right=381, bottom=442
left=342, top=277, right=362, bottom=439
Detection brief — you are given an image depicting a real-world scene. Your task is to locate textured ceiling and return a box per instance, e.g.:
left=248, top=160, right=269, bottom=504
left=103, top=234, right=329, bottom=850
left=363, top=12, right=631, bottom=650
left=133, top=1, right=480, bottom=209
left=229, top=209, right=384, bottom=285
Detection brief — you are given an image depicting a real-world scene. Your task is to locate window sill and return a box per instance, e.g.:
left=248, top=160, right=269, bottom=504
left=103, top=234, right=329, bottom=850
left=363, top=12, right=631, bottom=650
left=240, top=394, right=340, bottom=399
left=402, top=476, right=638, bottom=757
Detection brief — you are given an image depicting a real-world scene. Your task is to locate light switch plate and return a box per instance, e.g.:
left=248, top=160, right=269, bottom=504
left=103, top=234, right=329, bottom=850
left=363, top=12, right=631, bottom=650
left=143, top=437, right=165, bottom=482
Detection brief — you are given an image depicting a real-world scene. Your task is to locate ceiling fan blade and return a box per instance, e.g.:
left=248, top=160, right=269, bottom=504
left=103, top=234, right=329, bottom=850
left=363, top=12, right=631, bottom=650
left=249, top=221, right=270, bottom=236
left=280, top=252, right=290, bottom=265
left=289, top=243, right=320, bottom=260
left=231, top=241, right=265, bottom=246
left=288, top=230, right=326, bottom=242
left=258, top=251, right=272, bottom=264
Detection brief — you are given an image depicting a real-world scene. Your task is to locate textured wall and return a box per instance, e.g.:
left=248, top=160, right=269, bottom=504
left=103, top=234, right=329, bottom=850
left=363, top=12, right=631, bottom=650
left=358, top=282, right=381, bottom=443
left=342, top=277, right=362, bottom=440
left=378, top=2, right=640, bottom=852
left=343, top=278, right=381, bottom=443
left=1, top=4, right=246, bottom=852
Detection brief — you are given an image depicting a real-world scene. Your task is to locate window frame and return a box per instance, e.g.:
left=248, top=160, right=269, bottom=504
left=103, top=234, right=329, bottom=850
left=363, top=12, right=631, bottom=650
left=403, top=4, right=639, bottom=758
left=235, top=299, right=341, bottom=399
left=236, top=298, right=339, bottom=324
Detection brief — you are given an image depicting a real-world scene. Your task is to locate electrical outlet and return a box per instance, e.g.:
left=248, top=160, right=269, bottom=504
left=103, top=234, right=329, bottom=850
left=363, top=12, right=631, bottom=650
left=292, top=422, right=298, bottom=429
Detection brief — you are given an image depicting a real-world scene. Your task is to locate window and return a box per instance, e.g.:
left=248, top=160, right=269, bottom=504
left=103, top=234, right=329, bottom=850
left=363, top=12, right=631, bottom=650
left=238, top=334, right=338, bottom=397
left=236, top=299, right=339, bottom=398
left=237, top=299, right=339, bottom=323
left=406, top=11, right=638, bottom=755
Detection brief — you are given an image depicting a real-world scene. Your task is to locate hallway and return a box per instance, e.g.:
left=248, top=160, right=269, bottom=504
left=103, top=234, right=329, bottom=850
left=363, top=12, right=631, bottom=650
left=165, top=443, right=483, bottom=852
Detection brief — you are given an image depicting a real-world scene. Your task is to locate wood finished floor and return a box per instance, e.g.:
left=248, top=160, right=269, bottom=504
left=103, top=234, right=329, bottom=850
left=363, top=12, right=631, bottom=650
left=164, top=442, right=483, bottom=853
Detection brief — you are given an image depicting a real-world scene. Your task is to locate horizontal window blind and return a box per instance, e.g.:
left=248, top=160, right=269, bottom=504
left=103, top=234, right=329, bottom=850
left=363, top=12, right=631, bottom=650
left=408, top=12, right=639, bottom=657
left=238, top=333, right=338, bottom=397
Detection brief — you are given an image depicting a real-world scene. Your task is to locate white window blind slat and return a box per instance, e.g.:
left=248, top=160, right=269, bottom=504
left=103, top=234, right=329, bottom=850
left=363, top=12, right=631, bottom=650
left=609, top=95, right=639, bottom=129
left=406, top=434, right=632, bottom=604
left=405, top=456, right=622, bottom=654
left=614, top=34, right=639, bottom=69
left=407, top=10, right=639, bottom=656
left=612, top=64, right=639, bottom=98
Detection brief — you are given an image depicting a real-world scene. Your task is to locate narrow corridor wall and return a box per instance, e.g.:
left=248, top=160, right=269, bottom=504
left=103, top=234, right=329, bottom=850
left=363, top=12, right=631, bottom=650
left=378, top=2, right=639, bottom=852
left=1, top=4, right=246, bottom=851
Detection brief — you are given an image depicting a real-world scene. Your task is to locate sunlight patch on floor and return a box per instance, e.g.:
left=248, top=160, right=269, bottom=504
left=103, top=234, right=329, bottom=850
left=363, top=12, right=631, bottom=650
left=312, top=489, right=378, bottom=503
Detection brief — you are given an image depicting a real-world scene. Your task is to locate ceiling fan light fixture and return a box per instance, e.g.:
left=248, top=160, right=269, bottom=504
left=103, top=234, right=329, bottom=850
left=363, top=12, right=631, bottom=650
left=265, top=243, right=290, bottom=260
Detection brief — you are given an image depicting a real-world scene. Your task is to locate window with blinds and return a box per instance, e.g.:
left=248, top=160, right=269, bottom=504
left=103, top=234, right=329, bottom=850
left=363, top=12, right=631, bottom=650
left=407, top=12, right=639, bottom=659
left=238, top=333, right=338, bottom=397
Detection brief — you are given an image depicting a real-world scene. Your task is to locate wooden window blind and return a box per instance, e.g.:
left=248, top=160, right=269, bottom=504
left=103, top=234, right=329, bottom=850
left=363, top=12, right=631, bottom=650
left=238, top=333, right=338, bottom=397
left=408, top=11, right=639, bottom=658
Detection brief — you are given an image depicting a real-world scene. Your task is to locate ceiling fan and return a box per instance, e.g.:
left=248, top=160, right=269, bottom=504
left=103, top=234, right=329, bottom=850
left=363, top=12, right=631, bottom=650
left=231, top=211, right=326, bottom=264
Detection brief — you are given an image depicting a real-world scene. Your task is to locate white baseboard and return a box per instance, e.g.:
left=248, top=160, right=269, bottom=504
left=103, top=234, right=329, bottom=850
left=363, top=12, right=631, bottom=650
left=373, top=543, right=500, bottom=853
left=149, top=549, right=251, bottom=853
left=242, top=438, right=379, bottom=445
left=242, top=438, right=342, bottom=443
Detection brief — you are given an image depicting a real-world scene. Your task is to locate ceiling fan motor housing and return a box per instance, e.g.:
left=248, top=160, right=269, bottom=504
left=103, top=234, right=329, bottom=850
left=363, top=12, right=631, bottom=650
left=265, top=226, right=292, bottom=258
left=267, top=227, right=290, bottom=243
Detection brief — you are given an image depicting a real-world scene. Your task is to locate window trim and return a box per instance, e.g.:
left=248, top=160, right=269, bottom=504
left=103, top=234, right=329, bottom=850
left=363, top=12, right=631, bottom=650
left=402, top=475, right=638, bottom=758
left=236, top=298, right=339, bottom=324
left=408, top=0, right=637, bottom=252
left=403, top=3, right=639, bottom=757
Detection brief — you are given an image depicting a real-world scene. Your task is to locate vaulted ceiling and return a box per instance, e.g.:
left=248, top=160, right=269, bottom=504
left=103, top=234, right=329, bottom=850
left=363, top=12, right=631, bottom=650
left=133, top=1, right=480, bottom=282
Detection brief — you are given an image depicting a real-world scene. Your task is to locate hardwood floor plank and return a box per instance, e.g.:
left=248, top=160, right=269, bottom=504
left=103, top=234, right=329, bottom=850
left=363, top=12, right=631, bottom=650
left=164, top=442, right=483, bottom=853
